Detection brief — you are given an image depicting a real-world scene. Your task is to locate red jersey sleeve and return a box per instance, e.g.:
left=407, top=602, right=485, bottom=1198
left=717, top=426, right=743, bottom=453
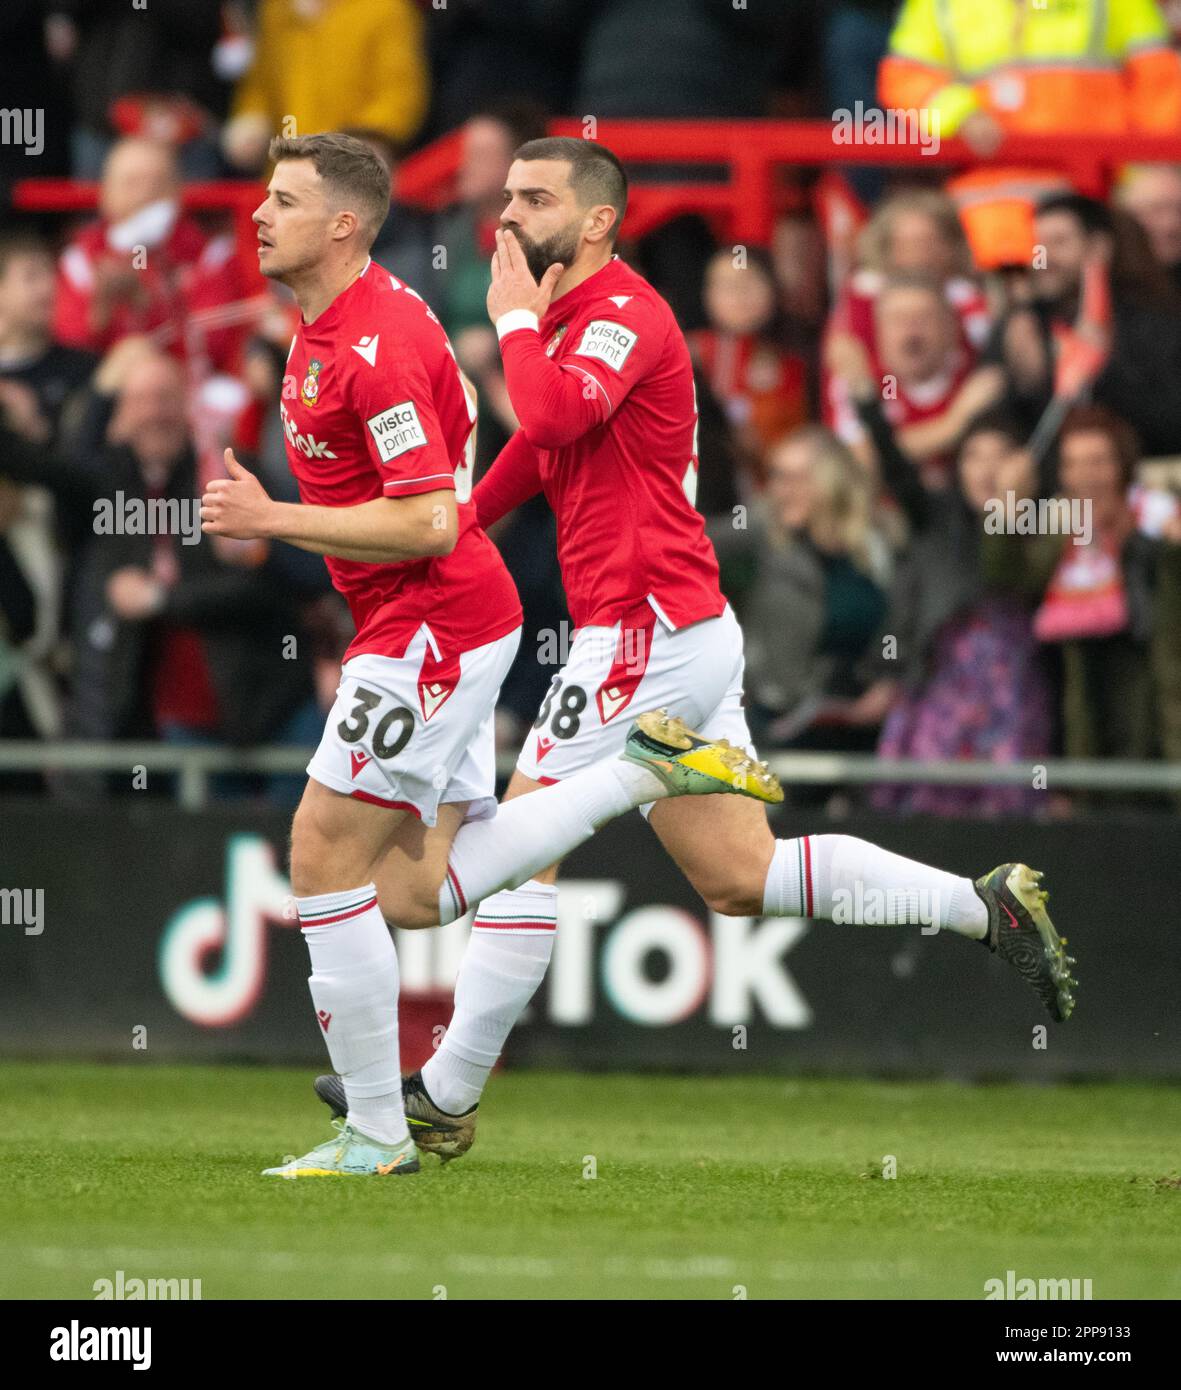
left=562, top=296, right=669, bottom=417
left=473, top=428, right=543, bottom=527
left=342, top=340, right=457, bottom=498
left=497, top=295, right=669, bottom=449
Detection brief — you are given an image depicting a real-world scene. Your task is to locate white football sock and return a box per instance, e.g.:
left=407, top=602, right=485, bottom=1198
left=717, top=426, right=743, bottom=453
left=762, top=835, right=987, bottom=938
left=438, top=760, right=663, bottom=923
left=422, top=880, right=558, bottom=1113
left=297, top=884, right=409, bottom=1146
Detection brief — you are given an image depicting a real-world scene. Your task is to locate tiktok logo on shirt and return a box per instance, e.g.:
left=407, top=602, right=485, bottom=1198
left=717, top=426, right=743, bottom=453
left=280, top=402, right=338, bottom=458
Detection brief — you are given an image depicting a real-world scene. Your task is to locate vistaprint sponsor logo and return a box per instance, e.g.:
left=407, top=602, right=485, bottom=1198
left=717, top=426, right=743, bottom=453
left=0, top=107, right=44, bottom=156
left=366, top=401, right=429, bottom=461
left=985, top=1269, right=1094, bottom=1300
left=280, top=402, right=338, bottom=458
left=94, top=1269, right=202, bottom=1300
left=984, top=492, right=1093, bottom=546
left=93, top=492, right=202, bottom=545
left=49, top=1321, right=151, bottom=1370
left=831, top=883, right=942, bottom=935
left=574, top=319, right=638, bottom=371
left=0, top=886, right=43, bottom=936
left=831, top=101, right=940, bottom=155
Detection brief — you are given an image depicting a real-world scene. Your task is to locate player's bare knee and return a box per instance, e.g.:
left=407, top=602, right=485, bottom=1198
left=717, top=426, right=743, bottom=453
left=701, top=883, right=764, bottom=918
left=386, top=892, right=439, bottom=931
left=690, top=862, right=767, bottom=917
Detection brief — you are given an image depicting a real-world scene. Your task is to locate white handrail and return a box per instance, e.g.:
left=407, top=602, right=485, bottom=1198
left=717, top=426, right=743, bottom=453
left=0, top=741, right=1178, bottom=809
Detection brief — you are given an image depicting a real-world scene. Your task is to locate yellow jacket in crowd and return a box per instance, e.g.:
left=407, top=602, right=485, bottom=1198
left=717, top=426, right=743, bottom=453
left=880, top=0, right=1181, bottom=135
left=232, top=0, right=428, bottom=148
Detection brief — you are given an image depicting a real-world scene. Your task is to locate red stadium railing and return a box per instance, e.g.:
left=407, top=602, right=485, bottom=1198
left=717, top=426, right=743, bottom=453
left=10, top=177, right=268, bottom=289
left=14, top=121, right=1181, bottom=281
left=405, top=120, right=1181, bottom=243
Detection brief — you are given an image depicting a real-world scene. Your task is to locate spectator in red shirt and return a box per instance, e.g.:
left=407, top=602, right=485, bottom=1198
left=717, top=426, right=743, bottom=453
left=828, top=272, right=1005, bottom=490
left=53, top=137, right=248, bottom=373
left=688, top=247, right=809, bottom=493
left=822, top=189, right=991, bottom=433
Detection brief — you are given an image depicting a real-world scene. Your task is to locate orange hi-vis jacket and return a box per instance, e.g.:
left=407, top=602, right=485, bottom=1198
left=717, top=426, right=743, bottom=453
left=879, top=0, right=1181, bottom=267
left=879, top=0, right=1181, bottom=136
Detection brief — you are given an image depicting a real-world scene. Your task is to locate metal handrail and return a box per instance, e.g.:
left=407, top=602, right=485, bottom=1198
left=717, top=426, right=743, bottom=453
left=18, top=126, right=1181, bottom=278
left=0, top=741, right=1177, bottom=810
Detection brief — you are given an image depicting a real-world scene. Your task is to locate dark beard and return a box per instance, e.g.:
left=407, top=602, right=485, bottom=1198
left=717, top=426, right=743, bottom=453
left=506, top=224, right=579, bottom=283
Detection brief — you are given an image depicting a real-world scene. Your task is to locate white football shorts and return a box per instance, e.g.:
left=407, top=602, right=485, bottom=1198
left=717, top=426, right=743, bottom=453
left=308, top=624, right=522, bottom=825
left=516, top=602, right=755, bottom=807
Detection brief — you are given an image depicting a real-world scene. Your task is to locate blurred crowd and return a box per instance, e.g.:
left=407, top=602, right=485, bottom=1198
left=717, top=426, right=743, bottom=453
left=2, top=0, right=1181, bottom=812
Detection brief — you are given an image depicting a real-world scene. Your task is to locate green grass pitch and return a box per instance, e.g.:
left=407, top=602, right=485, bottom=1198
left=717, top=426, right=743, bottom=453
left=3, top=1062, right=1179, bottom=1300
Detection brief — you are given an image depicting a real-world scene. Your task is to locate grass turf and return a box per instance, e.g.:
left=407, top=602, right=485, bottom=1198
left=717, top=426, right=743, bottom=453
left=2, top=1062, right=1179, bottom=1300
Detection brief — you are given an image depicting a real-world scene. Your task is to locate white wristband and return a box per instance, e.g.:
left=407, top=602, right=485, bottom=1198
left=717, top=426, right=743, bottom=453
left=495, top=309, right=540, bottom=341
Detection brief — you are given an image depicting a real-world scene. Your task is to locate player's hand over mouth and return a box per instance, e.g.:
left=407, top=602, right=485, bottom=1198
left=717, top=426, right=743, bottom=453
left=487, top=227, right=562, bottom=323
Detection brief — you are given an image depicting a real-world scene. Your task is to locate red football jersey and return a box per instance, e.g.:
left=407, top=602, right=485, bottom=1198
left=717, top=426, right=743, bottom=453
left=281, top=260, right=521, bottom=662
left=55, top=216, right=250, bottom=371
left=829, top=349, right=973, bottom=488
left=479, top=257, right=725, bottom=632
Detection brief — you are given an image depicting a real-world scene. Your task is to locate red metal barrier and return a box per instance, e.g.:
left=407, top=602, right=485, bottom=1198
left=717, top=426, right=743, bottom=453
left=10, top=177, right=267, bottom=288
left=14, top=121, right=1181, bottom=273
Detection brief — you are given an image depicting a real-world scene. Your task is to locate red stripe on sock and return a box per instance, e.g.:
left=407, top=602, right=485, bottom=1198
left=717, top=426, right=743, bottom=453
left=803, top=835, right=814, bottom=917
left=473, top=919, right=556, bottom=931
left=447, top=864, right=467, bottom=917
left=301, top=896, right=378, bottom=926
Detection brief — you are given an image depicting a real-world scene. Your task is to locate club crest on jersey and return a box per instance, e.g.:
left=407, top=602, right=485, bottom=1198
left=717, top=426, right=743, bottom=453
left=545, top=323, right=569, bottom=357
left=300, top=358, right=323, bottom=408
left=418, top=679, right=454, bottom=722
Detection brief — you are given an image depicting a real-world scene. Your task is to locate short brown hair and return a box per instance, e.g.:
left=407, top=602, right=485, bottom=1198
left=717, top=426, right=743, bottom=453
left=858, top=189, right=973, bottom=278
left=1059, top=404, right=1141, bottom=490
left=268, top=131, right=391, bottom=246
left=512, top=136, right=628, bottom=241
